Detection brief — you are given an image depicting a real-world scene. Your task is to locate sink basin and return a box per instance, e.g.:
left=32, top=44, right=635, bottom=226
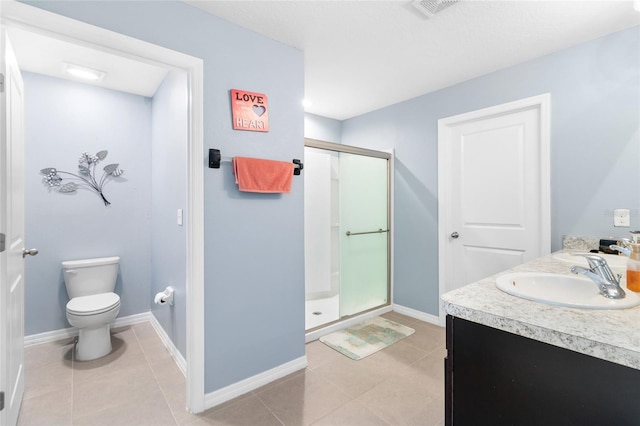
left=553, top=252, right=628, bottom=269
left=495, top=272, right=640, bottom=309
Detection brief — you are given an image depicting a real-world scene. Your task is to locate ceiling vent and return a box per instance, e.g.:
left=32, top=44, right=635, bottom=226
left=412, top=0, right=459, bottom=18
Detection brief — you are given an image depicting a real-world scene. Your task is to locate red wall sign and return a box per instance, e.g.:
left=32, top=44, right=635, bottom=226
left=230, top=89, right=269, bottom=132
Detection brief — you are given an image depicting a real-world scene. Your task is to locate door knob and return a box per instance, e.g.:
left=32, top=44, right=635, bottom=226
left=22, top=248, right=39, bottom=258
left=450, top=232, right=459, bottom=239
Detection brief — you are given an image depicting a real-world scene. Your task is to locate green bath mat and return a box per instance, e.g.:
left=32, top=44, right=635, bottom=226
left=319, top=317, right=415, bottom=360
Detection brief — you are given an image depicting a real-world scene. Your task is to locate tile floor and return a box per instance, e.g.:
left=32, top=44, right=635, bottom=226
left=18, top=312, right=445, bottom=426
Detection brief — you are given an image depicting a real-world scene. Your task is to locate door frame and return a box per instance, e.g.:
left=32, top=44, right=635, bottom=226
left=0, top=2, right=205, bottom=413
left=0, top=27, right=26, bottom=426
left=437, top=94, right=551, bottom=324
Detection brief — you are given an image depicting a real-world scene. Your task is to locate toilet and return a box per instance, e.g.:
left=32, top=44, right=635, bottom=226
left=62, top=256, right=121, bottom=361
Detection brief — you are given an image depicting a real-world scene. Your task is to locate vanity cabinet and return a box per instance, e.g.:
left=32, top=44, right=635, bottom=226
left=445, top=315, right=640, bottom=425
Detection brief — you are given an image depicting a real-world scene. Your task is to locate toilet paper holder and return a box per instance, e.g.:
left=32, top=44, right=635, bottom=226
left=154, top=286, right=174, bottom=306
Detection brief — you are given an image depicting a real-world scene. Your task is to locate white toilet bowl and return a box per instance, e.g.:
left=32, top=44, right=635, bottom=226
left=62, top=256, right=121, bottom=361
left=66, top=292, right=121, bottom=361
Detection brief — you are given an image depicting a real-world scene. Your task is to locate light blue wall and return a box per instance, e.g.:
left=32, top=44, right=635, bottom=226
left=304, top=113, right=342, bottom=142
left=23, top=1, right=305, bottom=392
left=341, top=26, right=640, bottom=315
left=24, top=72, right=153, bottom=334
left=151, top=70, right=188, bottom=357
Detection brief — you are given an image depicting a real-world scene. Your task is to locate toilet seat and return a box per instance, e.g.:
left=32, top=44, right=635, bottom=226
left=66, top=292, right=120, bottom=316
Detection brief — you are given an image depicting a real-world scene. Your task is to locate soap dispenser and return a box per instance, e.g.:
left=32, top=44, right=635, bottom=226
left=627, top=231, right=640, bottom=292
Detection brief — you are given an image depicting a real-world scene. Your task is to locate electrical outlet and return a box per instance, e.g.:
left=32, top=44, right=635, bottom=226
left=614, top=208, right=630, bottom=227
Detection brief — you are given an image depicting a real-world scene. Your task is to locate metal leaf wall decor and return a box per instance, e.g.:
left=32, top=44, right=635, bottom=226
left=41, top=150, right=124, bottom=206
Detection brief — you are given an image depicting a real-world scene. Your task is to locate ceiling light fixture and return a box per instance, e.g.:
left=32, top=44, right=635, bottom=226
left=412, top=0, right=459, bottom=19
left=63, top=63, right=106, bottom=82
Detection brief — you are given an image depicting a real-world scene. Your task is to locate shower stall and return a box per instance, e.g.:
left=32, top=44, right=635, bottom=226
left=304, top=139, right=390, bottom=331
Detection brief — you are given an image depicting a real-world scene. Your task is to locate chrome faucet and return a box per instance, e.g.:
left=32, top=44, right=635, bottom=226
left=570, top=253, right=625, bottom=299
left=610, top=238, right=632, bottom=257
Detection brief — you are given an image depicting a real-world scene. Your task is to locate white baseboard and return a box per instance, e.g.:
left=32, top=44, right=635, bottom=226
left=149, top=313, right=187, bottom=376
left=393, top=304, right=443, bottom=327
left=113, top=312, right=153, bottom=327
left=24, top=324, right=77, bottom=347
left=24, top=312, right=153, bottom=346
left=204, top=356, right=307, bottom=410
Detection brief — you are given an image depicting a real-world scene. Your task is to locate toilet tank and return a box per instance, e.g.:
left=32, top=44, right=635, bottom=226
left=62, top=256, right=120, bottom=299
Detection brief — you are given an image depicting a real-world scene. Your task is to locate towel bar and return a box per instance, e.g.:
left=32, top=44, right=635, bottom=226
left=208, top=149, right=303, bottom=175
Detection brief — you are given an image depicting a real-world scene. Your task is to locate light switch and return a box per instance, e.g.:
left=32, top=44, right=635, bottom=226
left=177, top=209, right=183, bottom=226
left=614, top=208, right=630, bottom=227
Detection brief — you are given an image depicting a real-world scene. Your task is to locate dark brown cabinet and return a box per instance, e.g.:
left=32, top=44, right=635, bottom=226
left=445, top=315, right=640, bottom=425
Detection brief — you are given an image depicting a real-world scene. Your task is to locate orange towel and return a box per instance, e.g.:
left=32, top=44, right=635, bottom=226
left=232, top=156, right=294, bottom=193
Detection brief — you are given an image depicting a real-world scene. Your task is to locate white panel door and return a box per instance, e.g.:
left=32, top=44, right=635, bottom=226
left=439, top=95, right=550, bottom=298
left=0, top=30, right=27, bottom=426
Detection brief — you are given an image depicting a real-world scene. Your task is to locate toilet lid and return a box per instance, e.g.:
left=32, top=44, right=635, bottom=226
left=67, top=292, right=120, bottom=316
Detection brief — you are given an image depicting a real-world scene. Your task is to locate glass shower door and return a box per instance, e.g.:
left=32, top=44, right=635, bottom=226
left=339, top=153, right=389, bottom=317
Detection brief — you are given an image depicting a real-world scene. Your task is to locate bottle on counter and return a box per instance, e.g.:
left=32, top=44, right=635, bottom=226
left=627, top=231, right=640, bottom=292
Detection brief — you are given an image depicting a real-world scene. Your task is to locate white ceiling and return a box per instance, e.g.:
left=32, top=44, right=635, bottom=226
left=7, top=1, right=639, bottom=118
left=8, top=26, right=169, bottom=98
left=185, top=0, right=640, bottom=120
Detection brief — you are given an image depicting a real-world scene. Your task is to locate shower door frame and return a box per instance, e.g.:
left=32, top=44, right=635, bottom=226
left=304, top=138, right=393, bottom=340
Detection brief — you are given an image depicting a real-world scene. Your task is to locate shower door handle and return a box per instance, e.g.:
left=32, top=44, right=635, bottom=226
left=345, top=229, right=389, bottom=237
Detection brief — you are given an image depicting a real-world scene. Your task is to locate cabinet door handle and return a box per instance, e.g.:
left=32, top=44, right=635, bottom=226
left=450, top=232, right=459, bottom=239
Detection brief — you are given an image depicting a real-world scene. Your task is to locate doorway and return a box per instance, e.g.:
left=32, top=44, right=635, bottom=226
left=304, top=139, right=391, bottom=332
left=0, top=3, right=205, bottom=415
left=437, top=94, right=551, bottom=321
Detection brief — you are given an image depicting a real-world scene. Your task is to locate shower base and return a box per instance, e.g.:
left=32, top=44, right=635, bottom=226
left=305, top=294, right=340, bottom=330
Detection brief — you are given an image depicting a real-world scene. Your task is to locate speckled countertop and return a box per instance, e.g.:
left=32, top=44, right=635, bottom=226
left=441, top=251, right=640, bottom=370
